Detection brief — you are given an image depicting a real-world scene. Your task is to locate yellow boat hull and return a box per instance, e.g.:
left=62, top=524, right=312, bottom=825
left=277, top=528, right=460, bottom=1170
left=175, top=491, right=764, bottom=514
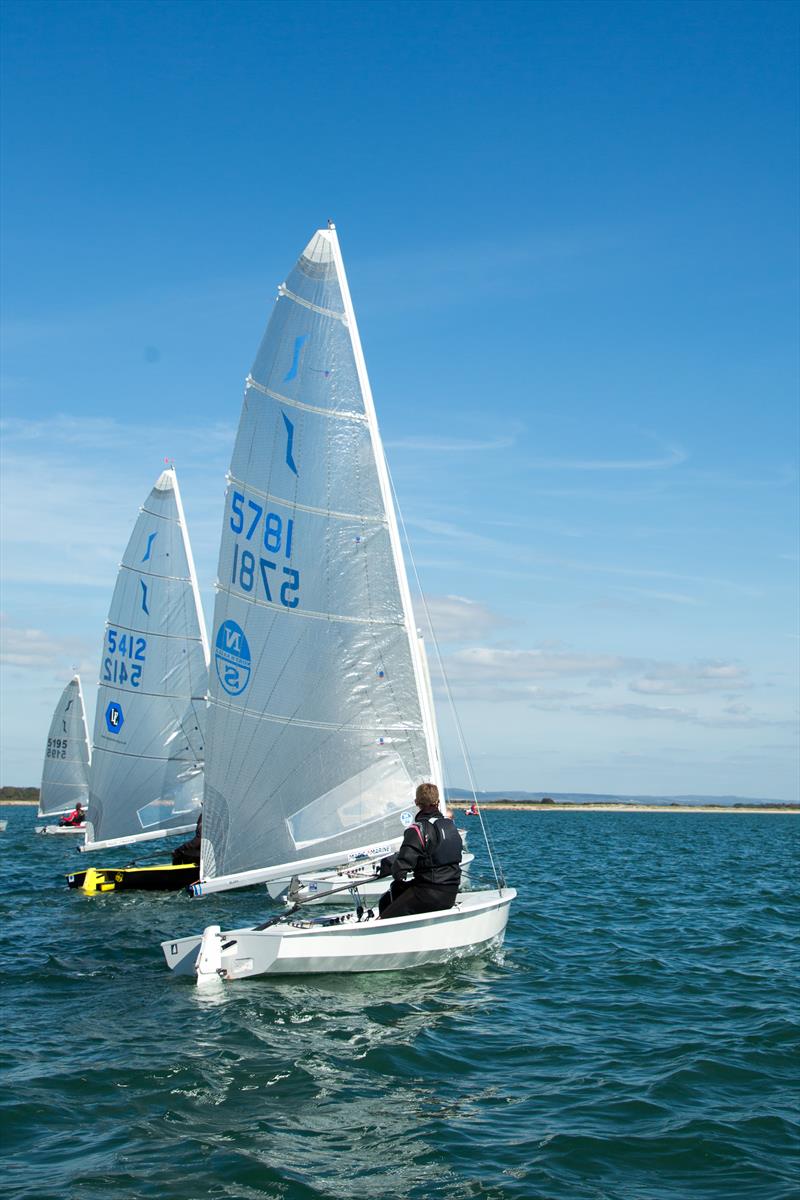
left=67, top=863, right=199, bottom=894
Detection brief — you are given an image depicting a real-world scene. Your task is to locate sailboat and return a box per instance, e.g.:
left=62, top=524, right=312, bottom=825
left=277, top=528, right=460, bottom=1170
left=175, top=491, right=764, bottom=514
left=35, top=675, right=91, bottom=834
left=161, top=224, right=514, bottom=981
left=67, top=466, right=210, bottom=893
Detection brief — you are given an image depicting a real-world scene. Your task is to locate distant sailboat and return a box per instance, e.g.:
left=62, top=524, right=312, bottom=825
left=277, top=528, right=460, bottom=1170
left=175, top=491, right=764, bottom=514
left=35, top=675, right=91, bottom=835
left=68, top=466, right=210, bottom=892
left=162, top=225, right=513, bottom=981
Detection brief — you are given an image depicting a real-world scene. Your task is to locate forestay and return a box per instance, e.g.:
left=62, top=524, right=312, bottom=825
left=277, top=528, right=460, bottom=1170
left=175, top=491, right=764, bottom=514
left=84, top=467, right=210, bottom=851
left=38, top=675, right=91, bottom=817
left=200, top=226, right=442, bottom=891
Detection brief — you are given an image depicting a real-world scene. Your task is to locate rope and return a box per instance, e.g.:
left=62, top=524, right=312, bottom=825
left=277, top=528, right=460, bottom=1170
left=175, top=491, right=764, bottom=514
left=385, top=463, right=506, bottom=894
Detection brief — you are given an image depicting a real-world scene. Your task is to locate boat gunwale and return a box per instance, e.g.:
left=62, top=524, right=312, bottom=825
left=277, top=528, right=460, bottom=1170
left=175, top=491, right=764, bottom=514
left=165, top=888, right=516, bottom=951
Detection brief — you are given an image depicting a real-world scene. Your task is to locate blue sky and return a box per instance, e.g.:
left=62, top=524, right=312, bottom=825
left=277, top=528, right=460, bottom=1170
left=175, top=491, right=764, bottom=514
left=1, top=0, right=798, bottom=799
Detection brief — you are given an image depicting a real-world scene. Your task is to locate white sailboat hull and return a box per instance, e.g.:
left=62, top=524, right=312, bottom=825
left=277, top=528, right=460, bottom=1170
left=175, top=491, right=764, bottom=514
left=266, top=851, right=475, bottom=904
left=162, top=887, right=515, bottom=980
left=36, top=823, right=86, bottom=835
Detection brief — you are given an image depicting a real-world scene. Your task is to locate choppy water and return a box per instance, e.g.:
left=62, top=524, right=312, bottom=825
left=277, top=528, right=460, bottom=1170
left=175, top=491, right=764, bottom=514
left=1, top=808, right=798, bottom=1200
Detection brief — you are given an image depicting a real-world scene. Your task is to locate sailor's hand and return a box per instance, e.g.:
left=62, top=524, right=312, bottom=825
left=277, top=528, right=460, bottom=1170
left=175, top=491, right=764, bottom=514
left=378, top=855, right=395, bottom=879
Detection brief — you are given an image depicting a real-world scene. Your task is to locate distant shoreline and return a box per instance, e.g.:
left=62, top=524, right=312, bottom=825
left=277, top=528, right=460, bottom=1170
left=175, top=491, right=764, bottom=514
left=2, top=800, right=796, bottom=814
left=465, top=803, right=798, bottom=814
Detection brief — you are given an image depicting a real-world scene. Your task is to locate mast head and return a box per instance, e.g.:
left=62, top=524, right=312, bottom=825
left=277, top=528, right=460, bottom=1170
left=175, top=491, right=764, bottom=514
left=154, top=464, right=176, bottom=491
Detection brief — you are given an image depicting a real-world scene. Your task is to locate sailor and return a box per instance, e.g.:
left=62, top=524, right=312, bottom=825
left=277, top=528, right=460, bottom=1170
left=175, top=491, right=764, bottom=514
left=59, top=802, right=85, bottom=827
left=172, top=813, right=202, bottom=865
left=378, top=783, right=462, bottom=919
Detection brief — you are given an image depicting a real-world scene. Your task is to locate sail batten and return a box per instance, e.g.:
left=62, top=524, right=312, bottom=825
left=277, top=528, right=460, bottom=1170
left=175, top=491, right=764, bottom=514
left=246, top=377, right=369, bottom=423
left=84, top=467, right=210, bottom=851
left=277, top=284, right=346, bottom=322
left=200, top=227, right=439, bottom=886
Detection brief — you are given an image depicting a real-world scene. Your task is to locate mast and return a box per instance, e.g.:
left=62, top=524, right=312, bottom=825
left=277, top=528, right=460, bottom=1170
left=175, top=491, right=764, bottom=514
left=327, top=225, right=443, bottom=794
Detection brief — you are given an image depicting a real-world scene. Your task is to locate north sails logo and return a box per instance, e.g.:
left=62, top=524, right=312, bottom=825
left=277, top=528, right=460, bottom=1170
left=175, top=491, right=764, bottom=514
left=214, top=619, right=251, bottom=696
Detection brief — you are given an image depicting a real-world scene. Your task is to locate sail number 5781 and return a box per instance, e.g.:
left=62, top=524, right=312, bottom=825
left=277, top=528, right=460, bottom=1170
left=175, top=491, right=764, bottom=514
left=229, top=492, right=294, bottom=557
left=229, top=491, right=299, bottom=608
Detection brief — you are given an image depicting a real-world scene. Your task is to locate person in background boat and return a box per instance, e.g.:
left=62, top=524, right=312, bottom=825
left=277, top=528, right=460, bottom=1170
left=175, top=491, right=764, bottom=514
left=59, top=802, right=85, bottom=827
left=172, top=813, right=202, bottom=865
left=378, top=783, right=462, bottom=920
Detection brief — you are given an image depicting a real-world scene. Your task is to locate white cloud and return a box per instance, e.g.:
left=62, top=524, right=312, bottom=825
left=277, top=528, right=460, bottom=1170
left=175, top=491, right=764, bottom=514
left=1, top=414, right=232, bottom=589
left=0, top=617, right=93, bottom=674
left=450, top=646, right=630, bottom=679
left=630, top=662, right=750, bottom=695
left=413, top=594, right=508, bottom=643
left=572, top=700, right=790, bottom=729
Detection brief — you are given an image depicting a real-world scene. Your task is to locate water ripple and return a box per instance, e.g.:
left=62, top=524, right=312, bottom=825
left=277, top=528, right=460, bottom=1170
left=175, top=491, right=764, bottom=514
left=2, top=807, right=798, bottom=1199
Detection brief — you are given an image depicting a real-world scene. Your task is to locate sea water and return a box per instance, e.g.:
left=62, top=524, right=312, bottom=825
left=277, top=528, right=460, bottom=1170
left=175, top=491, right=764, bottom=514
left=1, top=809, right=797, bottom=1199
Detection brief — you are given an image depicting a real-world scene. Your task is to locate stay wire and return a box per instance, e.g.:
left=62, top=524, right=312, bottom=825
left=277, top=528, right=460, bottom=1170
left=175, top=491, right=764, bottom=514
left=385, top=463, right=506, bottom=893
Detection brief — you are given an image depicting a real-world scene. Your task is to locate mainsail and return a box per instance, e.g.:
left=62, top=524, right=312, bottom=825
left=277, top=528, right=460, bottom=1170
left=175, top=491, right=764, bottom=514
left=198, top=225, right=443, bottom=893
left=38, top=675, right=91, bottom=817
left=84, top=467, right=210, bottom=851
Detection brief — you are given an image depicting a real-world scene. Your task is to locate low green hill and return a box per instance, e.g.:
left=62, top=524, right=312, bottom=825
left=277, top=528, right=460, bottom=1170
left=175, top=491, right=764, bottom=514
left=0, top=786, right=39, bottom=803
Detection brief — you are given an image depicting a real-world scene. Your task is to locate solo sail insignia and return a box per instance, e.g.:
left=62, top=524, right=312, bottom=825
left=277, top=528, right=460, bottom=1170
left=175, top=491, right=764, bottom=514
left=162, top=224, right=514, bottom=979
left=68, top=466, right=210, bottom=893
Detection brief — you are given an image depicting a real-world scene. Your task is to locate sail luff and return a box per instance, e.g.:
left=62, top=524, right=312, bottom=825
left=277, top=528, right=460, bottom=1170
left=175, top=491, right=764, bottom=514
left=171, top=466, right=211, bottom=670
left=326, top=226, right=442, bottom=788
left=76, top=674, right=92, bottom=768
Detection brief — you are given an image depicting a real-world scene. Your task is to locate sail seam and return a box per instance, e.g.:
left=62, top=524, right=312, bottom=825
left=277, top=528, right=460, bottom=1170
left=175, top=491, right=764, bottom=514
left=214, top=581, right=404, bottom=626
left=139, top=507, right=178, bottom=523
left=277, top=283, right=346, bottom=322
left=246, top=376, right=368, bottom=423
left=95, top=689, right=207, bottom=702
left=119, top=563, right=192, bottom=584
left=226, top=473, right=387, bottom=523
left=101, top=621, right=206, bottom=644
left=92, top=747, right=199, bottom=763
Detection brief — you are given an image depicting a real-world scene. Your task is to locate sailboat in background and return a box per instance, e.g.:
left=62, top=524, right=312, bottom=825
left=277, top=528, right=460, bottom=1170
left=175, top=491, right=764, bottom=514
left=67, top=466, right=210, bottom=893
left=162, top=224, right=514, bottom=980
left=35, top=675, right=91, bottom=835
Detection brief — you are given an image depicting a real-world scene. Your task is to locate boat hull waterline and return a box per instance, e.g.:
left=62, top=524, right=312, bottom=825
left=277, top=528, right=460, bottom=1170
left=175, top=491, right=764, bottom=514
left=162, top=888, right=515, bottom=980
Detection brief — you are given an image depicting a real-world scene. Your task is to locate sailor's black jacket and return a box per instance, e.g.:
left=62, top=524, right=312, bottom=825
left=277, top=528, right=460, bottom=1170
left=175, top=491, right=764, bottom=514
left=392, top=808, right=463, bottom=888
